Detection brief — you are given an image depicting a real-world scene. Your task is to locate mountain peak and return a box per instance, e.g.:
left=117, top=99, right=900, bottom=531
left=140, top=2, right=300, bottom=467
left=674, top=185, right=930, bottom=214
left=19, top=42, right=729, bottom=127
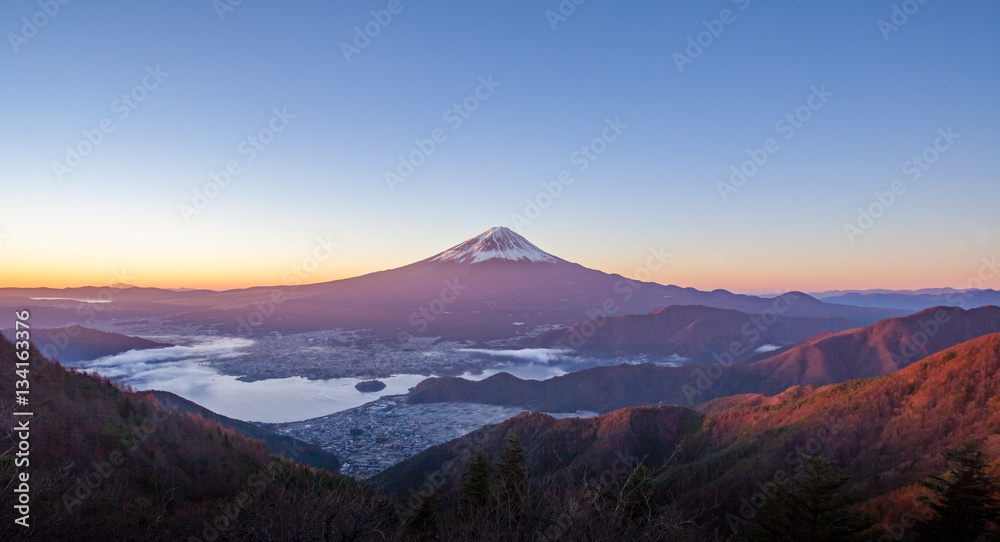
left=429, top=226, right=560, bottom=264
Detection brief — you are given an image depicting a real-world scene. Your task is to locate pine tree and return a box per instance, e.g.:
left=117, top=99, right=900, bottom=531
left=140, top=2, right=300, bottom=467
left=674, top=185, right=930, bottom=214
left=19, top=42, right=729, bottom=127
left=497, top=435, right=529, bottom=499
left=492, top=433, right=534, bottom=537
left=740, top=455, right=868, bottom=542
left=404, top=489, right=440, bottom=540
left=916, top=443, right=1000, bottom=541
left=460, top=449, right=492, bottom=511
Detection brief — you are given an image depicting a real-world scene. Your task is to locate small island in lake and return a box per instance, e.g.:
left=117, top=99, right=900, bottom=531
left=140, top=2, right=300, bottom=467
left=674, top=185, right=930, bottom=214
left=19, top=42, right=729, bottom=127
left=354, top=380, right=386, bottom=393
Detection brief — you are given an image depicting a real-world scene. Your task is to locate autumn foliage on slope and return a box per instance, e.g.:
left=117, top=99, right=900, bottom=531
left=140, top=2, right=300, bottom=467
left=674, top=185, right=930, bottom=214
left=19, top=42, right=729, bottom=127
left=669, top=332, right=1000, bottom=516
left=0, top=335, right=392, bottom=541
left=409, top=306, right=1000, bottom=412
left=384, top=332, right=1000, bottom=534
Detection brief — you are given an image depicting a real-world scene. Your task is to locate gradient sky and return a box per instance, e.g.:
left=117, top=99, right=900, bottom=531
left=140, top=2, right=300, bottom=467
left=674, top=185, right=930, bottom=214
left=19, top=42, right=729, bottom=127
left=1, top=0, right=998, bottom=293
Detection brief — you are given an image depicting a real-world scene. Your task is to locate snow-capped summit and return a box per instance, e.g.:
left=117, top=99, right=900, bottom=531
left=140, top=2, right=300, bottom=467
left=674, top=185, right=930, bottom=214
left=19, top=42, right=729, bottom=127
left=429, top=226, right=560, bottom=264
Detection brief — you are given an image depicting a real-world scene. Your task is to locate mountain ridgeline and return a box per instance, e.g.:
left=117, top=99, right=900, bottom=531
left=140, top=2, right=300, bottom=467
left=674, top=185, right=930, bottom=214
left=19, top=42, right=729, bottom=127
left=531, top=303, right=861, bottom=362
left=409, top=305, right=1000, bottom=412
left=380, top=332, right=1000, bottom=533
left=820, top=288, right=1000, bottom=311
left=0, top=227, right=905, bottom=341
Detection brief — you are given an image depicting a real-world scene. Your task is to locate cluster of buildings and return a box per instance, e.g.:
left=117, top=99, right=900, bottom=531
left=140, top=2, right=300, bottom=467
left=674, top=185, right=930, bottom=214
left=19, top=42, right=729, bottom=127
left=268, top=396, right=534, bottom=478
left=221, top=331, right=499, bottom=381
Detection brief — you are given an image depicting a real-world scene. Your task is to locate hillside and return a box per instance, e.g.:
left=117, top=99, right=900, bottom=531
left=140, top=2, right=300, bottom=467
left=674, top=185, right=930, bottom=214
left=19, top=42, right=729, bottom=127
left=381, top=332, right=1000, bottom=526
left=409, top=305, right=1000, bottom=412
left=747, top=304, right=1000, bottom=392
left=144, top=390, right=341, bottom=473
left=532, top=304, right=860, bottom=361
left=374, top=405, right=703, bottom=500
left=0, top=335, right=389, bottom=541
left=664, top=331, right=1000, bottom=513
left=0, top=325, right=170, bottom=362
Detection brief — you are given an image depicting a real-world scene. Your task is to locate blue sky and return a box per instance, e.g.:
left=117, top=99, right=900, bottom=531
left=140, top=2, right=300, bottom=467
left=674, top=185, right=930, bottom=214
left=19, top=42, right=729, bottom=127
left=1, top=0, right=998, bottom=292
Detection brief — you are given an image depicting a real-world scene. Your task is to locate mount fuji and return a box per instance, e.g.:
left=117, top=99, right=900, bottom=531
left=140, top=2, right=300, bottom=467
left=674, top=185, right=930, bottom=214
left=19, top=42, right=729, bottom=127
left=428, top=227, right=561, bottom=264
left=0, top=227, right=907, bottom=340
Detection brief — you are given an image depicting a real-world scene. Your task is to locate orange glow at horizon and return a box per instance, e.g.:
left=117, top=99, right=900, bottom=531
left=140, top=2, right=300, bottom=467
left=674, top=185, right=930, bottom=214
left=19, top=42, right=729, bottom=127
left=2, top=252, right=996, bottom=295
left=0, top=267, right=373, bottom=291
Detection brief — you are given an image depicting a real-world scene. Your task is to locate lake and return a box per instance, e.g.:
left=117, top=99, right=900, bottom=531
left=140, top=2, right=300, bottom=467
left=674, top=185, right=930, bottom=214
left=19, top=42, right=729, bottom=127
left=75, top=337, right=570, bottom=423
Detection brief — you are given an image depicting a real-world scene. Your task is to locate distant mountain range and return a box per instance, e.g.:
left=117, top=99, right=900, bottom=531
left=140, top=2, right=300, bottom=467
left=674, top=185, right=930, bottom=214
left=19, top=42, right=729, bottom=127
left=408, top=305, right=1000, bottom=412
left=810, top=288, right=971, bottom=297
left=531, top=304, right=860, bottom=362
left=816, top=289, right=1000, bottom=312
left=0, top=227, right=906, bottom=341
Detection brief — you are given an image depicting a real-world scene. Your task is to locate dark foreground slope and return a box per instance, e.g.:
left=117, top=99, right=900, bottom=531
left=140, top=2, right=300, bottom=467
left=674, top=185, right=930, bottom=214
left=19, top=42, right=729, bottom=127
left=410, top=305, right=1000, bottom=412
left=0, top=335, right=391, bottom=541
left=382, top=333, right=1000, bottom=528
left=374, top=405, right=704, bottom=500
left=145, top=390, right=341, bottom=473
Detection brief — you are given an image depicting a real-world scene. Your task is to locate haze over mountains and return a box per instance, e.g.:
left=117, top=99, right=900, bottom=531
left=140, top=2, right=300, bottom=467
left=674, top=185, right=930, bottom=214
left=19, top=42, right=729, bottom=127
left=817, top=289, right=1000, bottom=312
left=531, top=304, right=860, bottom=362
left=0, top=326, right=170, bottom=363
left=0, top=227, right=905, bottom=342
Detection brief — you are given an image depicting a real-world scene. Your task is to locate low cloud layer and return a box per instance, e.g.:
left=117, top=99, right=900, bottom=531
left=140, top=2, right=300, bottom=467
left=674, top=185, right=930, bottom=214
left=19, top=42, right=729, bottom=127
left=74, top=339, right=567, bottom=422
left=456, top=347, right=573, bottom=364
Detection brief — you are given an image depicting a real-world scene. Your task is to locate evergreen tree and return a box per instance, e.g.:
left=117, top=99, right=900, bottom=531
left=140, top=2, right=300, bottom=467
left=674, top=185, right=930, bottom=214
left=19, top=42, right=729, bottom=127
left=403, top=489, right=440, bottom=540
left=497, top=435, right=530, bottom=499
left=916, top=443, right=1000, bottom=541
left=460, top=449, right=492, bottom=511
left=741, top=455, right=868, bottom=542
